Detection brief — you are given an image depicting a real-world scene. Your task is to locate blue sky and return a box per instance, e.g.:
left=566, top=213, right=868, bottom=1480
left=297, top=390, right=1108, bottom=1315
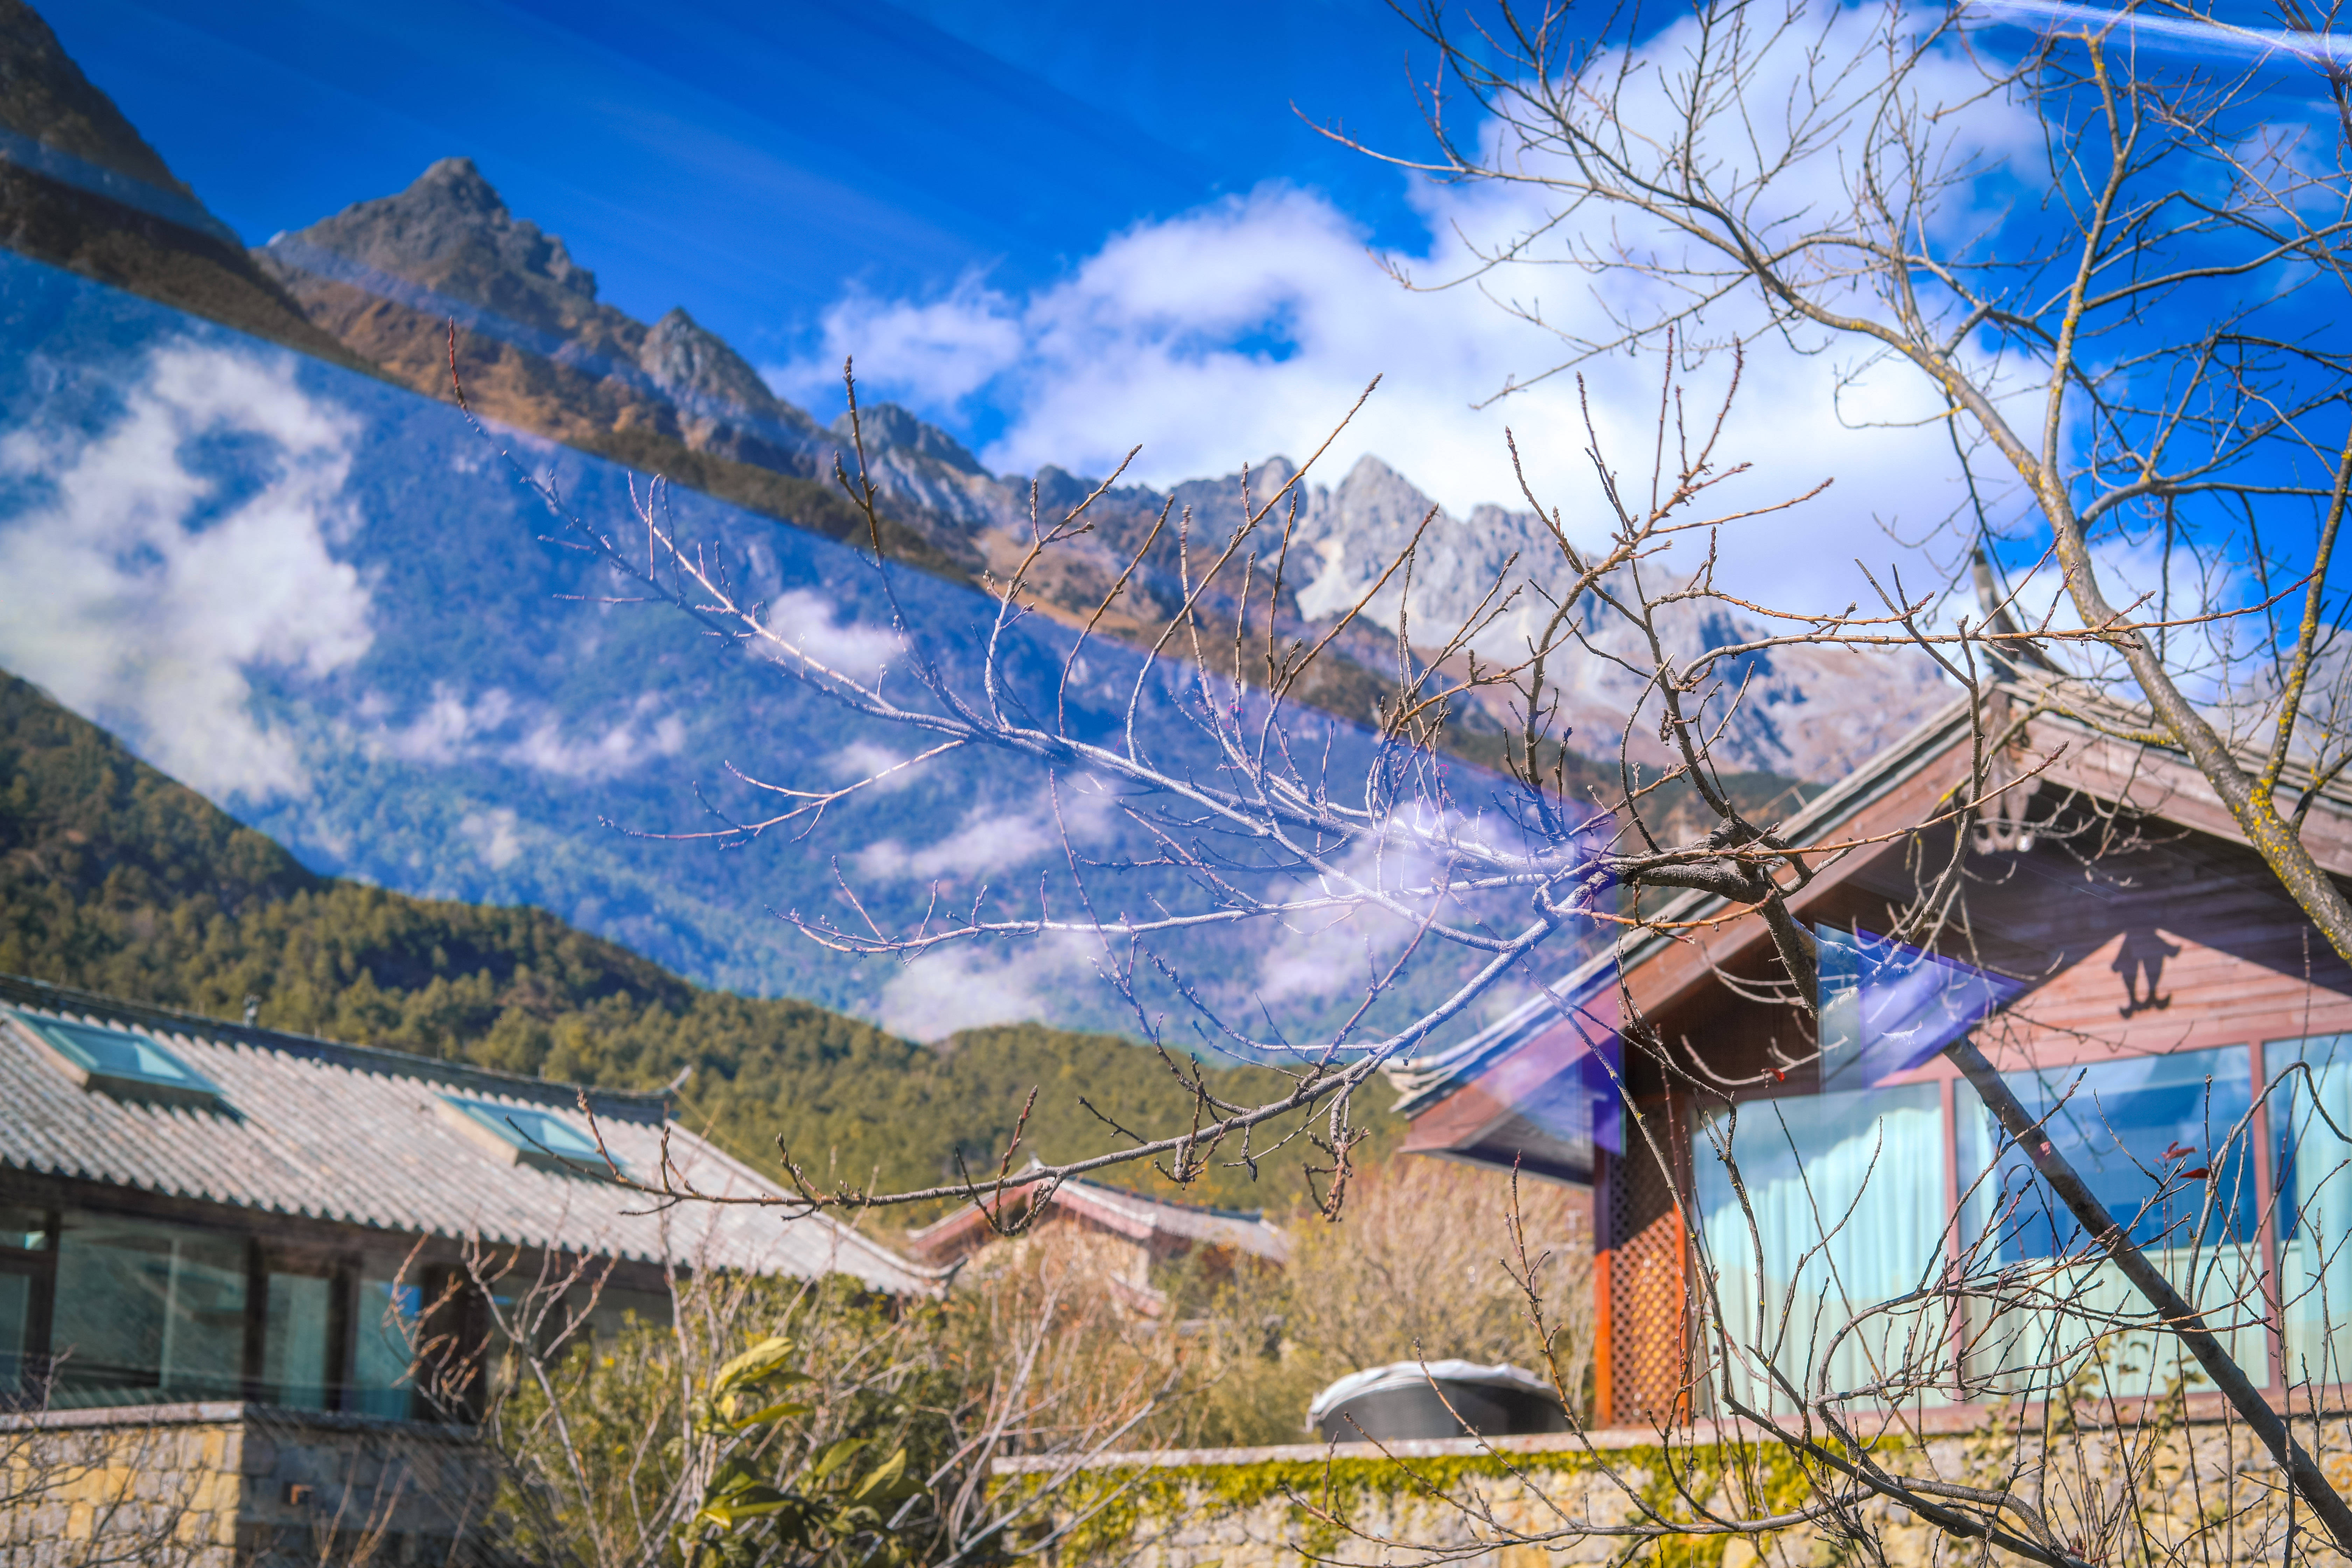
left=20, top=0, right=2073, bottom=611
left=45, top=0, right=1448, bottom=362
left=38, top=0, right=2346, bottom=627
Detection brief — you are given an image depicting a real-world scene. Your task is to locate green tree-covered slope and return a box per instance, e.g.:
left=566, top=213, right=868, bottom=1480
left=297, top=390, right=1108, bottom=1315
left=0, top=671, right=1376, bottom=1218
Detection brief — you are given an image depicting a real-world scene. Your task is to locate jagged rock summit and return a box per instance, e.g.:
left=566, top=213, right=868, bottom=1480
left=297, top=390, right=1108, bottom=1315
left=256, top=157, right=1007, bottom=504
left=265, top=156, right=624, bottom=346
left=0, top=0, right=364, bottom=362
left=643, top=306, right=784, bottom=416
left=0, top=0, right=191, bottom=196
left=1264, top=455, right=1949, bottom=778
left=12, top=122, right=1944, bottom=786
left=833, top=402, right=986, bottom=476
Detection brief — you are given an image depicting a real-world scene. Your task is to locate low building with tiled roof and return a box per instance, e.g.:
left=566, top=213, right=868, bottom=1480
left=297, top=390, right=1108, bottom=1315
left=905, top=1164, right=1287, bottom=1317
left=0, top=971, right=930, bottom=1564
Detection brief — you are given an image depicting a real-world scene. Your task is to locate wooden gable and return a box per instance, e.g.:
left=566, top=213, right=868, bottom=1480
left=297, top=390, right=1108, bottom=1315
left=1394, top=692, right=2352, bottom=1425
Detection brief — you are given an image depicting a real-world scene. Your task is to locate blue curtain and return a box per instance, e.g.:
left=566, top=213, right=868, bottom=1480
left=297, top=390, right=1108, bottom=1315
left=2278, top=1035, right=2352, bottom=1388
left=1960, top=1045, right=2264, bottom=1396
left=1695, top=1083, right=1949, bottom=1414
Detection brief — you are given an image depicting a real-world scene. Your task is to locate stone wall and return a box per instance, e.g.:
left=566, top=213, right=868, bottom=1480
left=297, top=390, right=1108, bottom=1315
left=0, top=1402, right=491, bottom=1567
left=999, top=1399, right=2352, bottom=1568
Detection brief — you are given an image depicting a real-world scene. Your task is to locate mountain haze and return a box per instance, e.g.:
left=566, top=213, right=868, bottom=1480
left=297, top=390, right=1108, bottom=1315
left=0, top=0, right=1947, bottom=784
left=0, top=6, right=1943, bottom=1056
left=254, top=156, right=1947, bottom=780
left=0, top=670, right=1353, bottom=1218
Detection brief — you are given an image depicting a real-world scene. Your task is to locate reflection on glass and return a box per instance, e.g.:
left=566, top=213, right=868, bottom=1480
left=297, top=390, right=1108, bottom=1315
left=0, top=1206, right=47, bottom=1251
left=15, top=1012, right=219, bottom=1097
left=1816, top=925, right=2023, bottom=1092
left=51, top=1214, right=246, bottom=1407
left=443, top=1096, right=617, bottom=1169
left=1961, top=1045, right=2263, bottom=1394
left=2275, top=1035, right=2352, bottom=1387
left=263, top=1272, right=332, bottom=1409
left=0, top=1271, right=29, bottom=1402
left=1695, top=1083, right=1950, bottom=1413
left=1987, top=1047, right=2254, bottom=1256
left=350, top=1273, right=421, bottom=1420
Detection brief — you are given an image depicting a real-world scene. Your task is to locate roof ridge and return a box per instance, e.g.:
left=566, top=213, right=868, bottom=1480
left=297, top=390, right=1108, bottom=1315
left=0, top=971, right=669, bottom=1123
left=1061, top=1174, right=1271, bottom=1224
left=1386, top=673, right=2352, bottom=1117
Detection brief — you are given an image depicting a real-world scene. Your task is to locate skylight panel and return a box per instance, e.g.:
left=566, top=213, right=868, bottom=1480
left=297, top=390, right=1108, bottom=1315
left=13, top=1011, right=223, bottom=1108
left=437, top=1096, right=619, bottom=1177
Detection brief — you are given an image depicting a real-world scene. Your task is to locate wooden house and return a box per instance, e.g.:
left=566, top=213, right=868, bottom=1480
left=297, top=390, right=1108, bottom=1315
left=1391, top=684, right=2352, bottom=1426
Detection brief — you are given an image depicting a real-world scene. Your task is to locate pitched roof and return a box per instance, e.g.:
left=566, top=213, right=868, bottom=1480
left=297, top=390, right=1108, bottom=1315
left=1386, top=675, right=2352, bottom=1119
left=0, top=973, right=931, bottom=1294
left=903, top=1169, right=1290, bottom=1266
left=1385, top=692, right=1980, bottom=1118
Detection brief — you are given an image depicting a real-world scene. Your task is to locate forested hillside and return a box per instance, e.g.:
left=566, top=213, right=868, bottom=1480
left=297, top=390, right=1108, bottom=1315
left=0, top=671, right=1376, bottom=1218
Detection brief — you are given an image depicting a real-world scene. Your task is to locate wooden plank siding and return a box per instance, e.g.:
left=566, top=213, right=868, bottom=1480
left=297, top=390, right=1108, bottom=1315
left=1406, top=699, right=2352, bottom=1424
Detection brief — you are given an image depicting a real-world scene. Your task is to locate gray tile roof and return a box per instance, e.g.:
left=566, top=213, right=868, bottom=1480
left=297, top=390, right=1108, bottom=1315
left=905, top=1168, right=1289, bottom=1265
left=0, top=974, right=931, bottom=1294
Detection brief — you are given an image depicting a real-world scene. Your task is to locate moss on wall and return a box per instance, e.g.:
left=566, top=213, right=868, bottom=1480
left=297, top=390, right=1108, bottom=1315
left=1007, top=1438, right=1835, bottom=1567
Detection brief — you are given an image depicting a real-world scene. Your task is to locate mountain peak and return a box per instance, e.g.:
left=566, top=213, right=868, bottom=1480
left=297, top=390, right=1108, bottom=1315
left=409, top=155, right=506, bottom=217
left=639, top=307, right=793, bottom=424
left=832, top=402, right=985, bottom=476
left=272, top=156, right=601, bottom=323
left=0, top=0, right=196, bottom=200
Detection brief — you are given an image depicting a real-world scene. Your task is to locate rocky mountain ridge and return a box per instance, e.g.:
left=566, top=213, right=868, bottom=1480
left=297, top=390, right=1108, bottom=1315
left=247, top=158, right=1947, bottom=778
left=0, top=0, right=1946, bottom=786
left=0, top=0, right=366, bottom=367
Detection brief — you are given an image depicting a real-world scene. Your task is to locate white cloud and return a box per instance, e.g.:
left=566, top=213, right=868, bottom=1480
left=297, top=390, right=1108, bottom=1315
left=0, top=343, right=370, bottom=799
left=368, top=683, right=687, bottom=782
left=754, top=589, right=908, bottom=683
left=770, top=6, right=2045, bottom=617
left=460, top=807, right=525, bottom=870
left=767, top=278, right=1026, bottom=410
left=375, top=685, right=518, bottom=764
left=827, top=740, right=923, bottom=792
left=874, top=931, right=1101, bottom=1042
left=512, top=707, right=688, bottom=780
left=857, top=804, right=1057, bottom=883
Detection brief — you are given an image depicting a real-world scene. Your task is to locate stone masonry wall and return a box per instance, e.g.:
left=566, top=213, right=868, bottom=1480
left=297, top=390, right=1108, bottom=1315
left=999, top=1401, right=2352, bottom=1568
left=0, top=1403, right=490, bottom=1568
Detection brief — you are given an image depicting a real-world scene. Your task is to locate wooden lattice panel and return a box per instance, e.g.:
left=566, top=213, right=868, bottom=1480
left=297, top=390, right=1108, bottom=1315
left=1607, top=1103, right=1690, bottom=1424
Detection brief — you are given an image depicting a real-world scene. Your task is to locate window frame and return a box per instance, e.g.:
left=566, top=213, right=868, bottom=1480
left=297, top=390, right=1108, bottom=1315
left=435, top=1093, right=622, bottom=1177
left=1685, top=1035, right=2295, bottom=1412
left=0, top=1206, right=56, bottom=1409
left=9, top=1009, right=223, bottom=1109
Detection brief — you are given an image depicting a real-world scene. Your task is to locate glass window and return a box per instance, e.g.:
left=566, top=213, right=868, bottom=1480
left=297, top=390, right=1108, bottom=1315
left=50, top=1214, right=247, bottom=1407
left=0, top=1206, right=48, bottom=1252
left=442, top=1095, right=616, bottom=1172
left=1, top=1209, right=54, bottom=1405
left=261, top=1271, right=334, bottom=1410
left=2274, top=1035, right=2352, bottom=1387
left=1980, top=1047, right=2256, bottom=1257
left=350, top=1272, right=421, bottom=1420
left=1962, top=1045, right=2264, bottom=1394
left=0, top=1271, right=30, bottom=1404
left=1694, top=1082, right=1951, bottom=1413
left=1817, top=925, right=2024, bottom=1092
left=14, top=1011, right=220, bottom=1102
